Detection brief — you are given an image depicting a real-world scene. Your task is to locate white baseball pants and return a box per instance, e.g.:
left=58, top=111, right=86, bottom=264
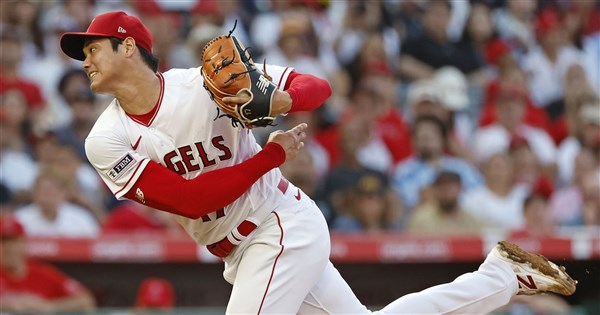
left=222, top=189, right=518, bottom=314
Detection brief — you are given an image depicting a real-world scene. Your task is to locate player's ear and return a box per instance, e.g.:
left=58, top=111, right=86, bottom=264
left=123, top=37, right=137, bottom=57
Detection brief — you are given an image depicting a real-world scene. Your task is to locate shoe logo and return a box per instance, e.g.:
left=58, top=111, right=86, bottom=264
left=131, top=135, right=142, bottom=150
left=295, top=189, right=301, bottom=201
left=118, top=26, right=127, bottom=34
left=517, top=275, right=538, bottom=290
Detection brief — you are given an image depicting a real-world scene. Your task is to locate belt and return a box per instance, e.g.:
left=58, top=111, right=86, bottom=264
left=207, top=178, right=290, bottom=258
left=207, top=219, right=258, bottom=258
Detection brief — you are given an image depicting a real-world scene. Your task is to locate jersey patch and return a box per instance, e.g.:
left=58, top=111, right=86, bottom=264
left=107, top=153, right=135, bottom=182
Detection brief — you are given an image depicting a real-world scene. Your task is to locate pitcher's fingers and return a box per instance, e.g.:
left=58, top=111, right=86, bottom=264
left=222, top=96, right=246, bottom=105
left=297, top=131, right=307, bottom=141
left=289, top=123, right=308, bottom=135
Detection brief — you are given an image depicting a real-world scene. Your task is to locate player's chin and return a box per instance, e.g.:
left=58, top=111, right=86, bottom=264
left=89, top=79, right=103, bottom=93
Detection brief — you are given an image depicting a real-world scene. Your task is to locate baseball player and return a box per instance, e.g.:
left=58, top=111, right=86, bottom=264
left=60, top=11, right=576, bottom=314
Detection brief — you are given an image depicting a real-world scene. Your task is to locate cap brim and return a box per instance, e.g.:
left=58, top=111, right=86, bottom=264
left=60, top=32, right=110, bottom=61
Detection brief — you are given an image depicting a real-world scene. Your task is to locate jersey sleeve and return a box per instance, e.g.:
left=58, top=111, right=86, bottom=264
left=85, top=132, right=150, bottom=200
left=256, top=63, right=295, bottom=89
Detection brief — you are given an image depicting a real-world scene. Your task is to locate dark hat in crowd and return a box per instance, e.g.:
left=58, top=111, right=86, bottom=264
left=355, top=174, right=386, bottom=195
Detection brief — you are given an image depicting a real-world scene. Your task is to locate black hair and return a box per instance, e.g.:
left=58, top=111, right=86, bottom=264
left=411, top=115, right=448, bottom=141
left=523, top=193, right=547, bottom=210
left=57, top=68, right=88, bottom=97
left=108, top=37, right=159, bottom=72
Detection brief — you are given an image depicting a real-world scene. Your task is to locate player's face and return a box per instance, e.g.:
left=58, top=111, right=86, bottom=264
left=82, top=38, right=122, bottom=94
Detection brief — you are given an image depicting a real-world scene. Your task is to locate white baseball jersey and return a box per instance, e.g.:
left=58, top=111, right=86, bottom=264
left=85, top=64, right=293, bottom=245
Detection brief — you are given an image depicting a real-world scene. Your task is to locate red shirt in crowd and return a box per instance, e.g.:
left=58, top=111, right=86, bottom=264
left=0, top=260, right=86, bottom=300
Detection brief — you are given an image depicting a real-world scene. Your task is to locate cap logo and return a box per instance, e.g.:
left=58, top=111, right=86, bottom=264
left=118, top=26, right=127, bottom=34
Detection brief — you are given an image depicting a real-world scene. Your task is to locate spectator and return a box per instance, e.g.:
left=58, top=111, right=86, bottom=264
left=0, top=90, right=30, bottom=153
left=280, top=111, right=330, bottom=181
left=484, top=38, right=517, bottom=76
left=408, top=171, right=482, bottom=235
left=49, top=144, right=107, bottom=222
left=134, top=277, right=175, bottom=311
left=331, top=171, right=401, bottom=232
left=278, top=146, right=319, bottom=199
left=135, top=1, right=192, bottom=71
left=406, top=77, right=474, bottom=163
left=12, top=1, right=82, bottom=130
left=14, top=169, right=100, bottom=238
left=479, top=65, right=553, bottom=137
left=580, top=172, right=600, bottom=227
left=54, top=87, right=99, bottom=161
left=522, top=9, right=583, bottom=113
left=319, top=116, right=399, bottom=223
left=0, top=215, right=96, bottom=313
left=0, top=107, right=38, bottom=204
left=462, top=152, right=528, bottom=230
left=334, top=1, right=393, bottom=72
left=264, top=11, right=328, bottom=79
left=510, top=178, right=555, bottom=238
left=493, top=0, right=537, bottom=53
left=473, top=84, right=557, bottom=175
left=564, top=0, right=600, bottom=38
left=557, top=102, right=600, bottom=186
left=457, top=1, right=496, bottom=84
left=0, top=26, right=46, bottom=131
left=362, top=73, right=412, bottom=166
left=550, top=148, right=598, bottom=226
left=185, top=23, right=222, bottom=66
left=547, top=64, right=598, bottom=145
left=392, top=115, right=483, bottom=210
left=399, top=0, right=481, bottom=81
left=315, top=84, right=395, bottom=173
left=432, top=67, right=476, bottom=161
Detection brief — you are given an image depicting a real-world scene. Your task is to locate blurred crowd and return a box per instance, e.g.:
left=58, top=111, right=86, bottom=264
left=0, top=0, right=599, bottom=237
left=0, top=0, right=599, bottom=313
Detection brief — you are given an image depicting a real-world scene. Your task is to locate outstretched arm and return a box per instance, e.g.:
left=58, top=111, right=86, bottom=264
left=124, top=124, right=307, bottom=219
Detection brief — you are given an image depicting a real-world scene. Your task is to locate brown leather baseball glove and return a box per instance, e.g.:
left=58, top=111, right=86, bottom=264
left=200, top=29, right=278, bottom=128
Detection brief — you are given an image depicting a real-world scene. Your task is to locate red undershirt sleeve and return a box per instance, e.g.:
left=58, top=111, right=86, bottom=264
left=124, top=142, right=286, bottom=219
left=284, top=71, right=332, bottom=113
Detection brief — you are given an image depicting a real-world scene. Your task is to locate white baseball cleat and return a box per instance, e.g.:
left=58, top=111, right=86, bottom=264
left=491, top=241, right=577, bottom=296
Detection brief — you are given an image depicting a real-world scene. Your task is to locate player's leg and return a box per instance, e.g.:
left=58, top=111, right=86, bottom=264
left=224, top=199, right=331, bottom=314
left=297, top=261, right=371, bottom=314
left=298, top=241, right=576, bottom=314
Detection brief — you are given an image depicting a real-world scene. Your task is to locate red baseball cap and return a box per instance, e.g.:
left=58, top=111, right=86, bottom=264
left=0, top=216, right=25, bottom=238
left=485, top=39, right=511, bottom=66
left=535, top=9, right=561, bottom=36
left=135, top=278, right=175, bottom=309
left=60, top=11, right=153, bottom=61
